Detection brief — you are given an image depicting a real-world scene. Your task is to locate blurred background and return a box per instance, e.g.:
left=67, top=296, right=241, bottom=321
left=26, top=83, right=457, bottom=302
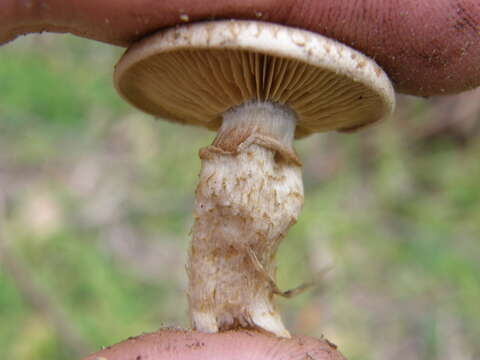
left=0, top=33, right=479, bottom=360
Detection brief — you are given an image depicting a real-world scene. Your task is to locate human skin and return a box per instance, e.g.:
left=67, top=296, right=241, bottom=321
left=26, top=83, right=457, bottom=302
left=2, top=0, right=480, bottom=96
left=82, top=329, right=346, bottom=360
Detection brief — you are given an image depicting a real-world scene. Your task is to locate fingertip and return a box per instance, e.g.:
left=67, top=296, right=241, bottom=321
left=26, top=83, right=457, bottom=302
left=83, top=329, right=346, bottom=360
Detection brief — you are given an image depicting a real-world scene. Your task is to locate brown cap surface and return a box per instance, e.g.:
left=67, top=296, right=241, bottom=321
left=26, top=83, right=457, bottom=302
left=114, top=20, right=395, bottom=137
left=83, top=329, right=346, bottom=360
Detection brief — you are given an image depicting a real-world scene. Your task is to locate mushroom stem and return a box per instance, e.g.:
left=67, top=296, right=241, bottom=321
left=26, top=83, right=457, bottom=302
left=187, top=101, right=304, bottom=338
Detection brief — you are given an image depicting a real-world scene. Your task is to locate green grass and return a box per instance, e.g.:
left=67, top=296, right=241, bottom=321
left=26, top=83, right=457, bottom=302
left=0, top=34, right=479, bottom=360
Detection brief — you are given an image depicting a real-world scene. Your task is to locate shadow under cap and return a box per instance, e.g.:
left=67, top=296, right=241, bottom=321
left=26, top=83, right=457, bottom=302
left=114, top=20, right=395, bottom=138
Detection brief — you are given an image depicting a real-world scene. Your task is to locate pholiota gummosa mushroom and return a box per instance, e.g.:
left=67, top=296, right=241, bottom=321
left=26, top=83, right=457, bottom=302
left=114, top=20, right=395, bottom=338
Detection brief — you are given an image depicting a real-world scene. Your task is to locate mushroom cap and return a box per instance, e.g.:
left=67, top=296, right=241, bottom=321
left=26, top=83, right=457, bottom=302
left=114, top=20, right=395, bottom=138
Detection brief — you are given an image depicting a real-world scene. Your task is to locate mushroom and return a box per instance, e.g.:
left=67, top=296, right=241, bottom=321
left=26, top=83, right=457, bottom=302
left=114, top=20, right=395, bottom=338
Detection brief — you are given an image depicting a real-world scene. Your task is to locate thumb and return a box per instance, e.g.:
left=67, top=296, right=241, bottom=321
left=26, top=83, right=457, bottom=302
left=82, top=329, right=345, bottom=360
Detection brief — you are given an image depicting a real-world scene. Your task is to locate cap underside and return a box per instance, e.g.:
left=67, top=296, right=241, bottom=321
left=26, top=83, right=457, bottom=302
left=115, top=21, right=395, bottom=137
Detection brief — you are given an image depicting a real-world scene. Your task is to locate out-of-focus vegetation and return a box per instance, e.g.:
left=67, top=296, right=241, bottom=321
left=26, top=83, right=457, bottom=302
left=0, top=34, right=479, bottom=360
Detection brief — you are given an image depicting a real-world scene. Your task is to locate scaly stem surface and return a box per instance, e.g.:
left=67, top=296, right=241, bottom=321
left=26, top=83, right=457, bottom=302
left=187, top=102, right=304, bottom=337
